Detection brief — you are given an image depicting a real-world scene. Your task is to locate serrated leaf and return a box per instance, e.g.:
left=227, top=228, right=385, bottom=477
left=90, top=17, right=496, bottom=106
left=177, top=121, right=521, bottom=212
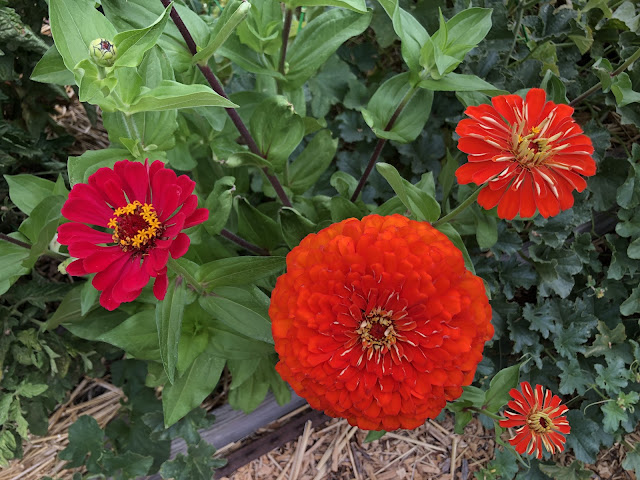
left=539, top=461, right=593, bottom=480
left=58, top=416, right=105, bottom=469
left=565, top=410, right=613, bottom=463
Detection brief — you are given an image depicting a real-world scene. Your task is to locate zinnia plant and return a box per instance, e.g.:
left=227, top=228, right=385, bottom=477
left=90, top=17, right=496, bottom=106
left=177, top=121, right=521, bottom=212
left=269, top=214, right=494, bottom=431
left=455, top=88, right=596, bottom=220
left=58, top=159, right=208, bottom=310
left=499, top=381, right=571, bottom=459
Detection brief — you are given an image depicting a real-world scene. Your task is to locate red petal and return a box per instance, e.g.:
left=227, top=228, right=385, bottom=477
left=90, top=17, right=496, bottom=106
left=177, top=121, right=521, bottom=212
left=153, top=272, right=168, bottom=300
left=518, top=173, right=536, bottom=218
left=83, top=247, right=125, bottom=273
left=457, top=137, right=504, bottom=156
left=492, top=94, right=522, bottom=125
left=477, top=184, right=507, bottom=210
left=184, top=207, right=209, bottom=228
left=525, top=88, right=547, bottom=128
left=66, top=259, right=88, bottom=276
left=58, top=223, right=113, bottom=245
left=497, top=181, right=521, bottom=220
left=169, top=232, right=190, bottom=259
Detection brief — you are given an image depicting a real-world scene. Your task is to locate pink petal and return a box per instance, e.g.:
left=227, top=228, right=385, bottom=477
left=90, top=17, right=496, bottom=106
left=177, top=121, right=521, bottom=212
left=169, top=233, right=190, bottom=259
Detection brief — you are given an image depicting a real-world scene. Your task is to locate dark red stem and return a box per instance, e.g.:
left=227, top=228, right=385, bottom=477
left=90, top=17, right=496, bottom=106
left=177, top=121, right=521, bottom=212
left=220, top=228, right=270, bottom=256
left=161, top=0, right=292, bottom=207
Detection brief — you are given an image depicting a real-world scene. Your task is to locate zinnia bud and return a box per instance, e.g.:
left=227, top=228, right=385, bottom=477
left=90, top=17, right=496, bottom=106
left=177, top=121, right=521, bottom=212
left=89, top=38, right=117, bottom=67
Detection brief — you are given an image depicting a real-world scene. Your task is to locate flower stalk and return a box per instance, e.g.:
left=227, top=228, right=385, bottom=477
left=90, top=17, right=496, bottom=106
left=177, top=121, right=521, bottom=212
left=160, top=0, right=292, bottom=207
left=167, top=258, right=206, bottom=295
left=569, top=44, right=640, bottom=107
left=432, top=186, right=484, bottom=227
left=220, top=228, right=270, bottom=256
left=278, top=8, right=293, bottom=76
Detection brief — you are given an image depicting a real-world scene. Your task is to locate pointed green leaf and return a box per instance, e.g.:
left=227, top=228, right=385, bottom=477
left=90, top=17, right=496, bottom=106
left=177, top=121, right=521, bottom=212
left=156, top=277, right=187, bottom=384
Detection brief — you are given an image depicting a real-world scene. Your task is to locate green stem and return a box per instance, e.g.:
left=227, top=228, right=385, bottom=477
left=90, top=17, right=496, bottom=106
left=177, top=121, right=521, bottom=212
left=504, top=1, right=525, bottom=68
left=278, top=8, right=293, bottom=76
left=432, top=185, right=485, bottom=227
left=167, top=258, right=206, bottom=295
left=468, top=406, right=503, bottom=421
left=569, top=44, right=640, bottom=107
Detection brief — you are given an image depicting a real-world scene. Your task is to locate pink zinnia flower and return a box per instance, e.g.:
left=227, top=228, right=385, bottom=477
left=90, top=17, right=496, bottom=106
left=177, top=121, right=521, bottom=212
left=58, top=160, right=208, bottom=310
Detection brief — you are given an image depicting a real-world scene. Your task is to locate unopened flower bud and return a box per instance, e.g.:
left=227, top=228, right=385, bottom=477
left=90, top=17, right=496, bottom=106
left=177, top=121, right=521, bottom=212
left=89, top=38, right=117, bottom=67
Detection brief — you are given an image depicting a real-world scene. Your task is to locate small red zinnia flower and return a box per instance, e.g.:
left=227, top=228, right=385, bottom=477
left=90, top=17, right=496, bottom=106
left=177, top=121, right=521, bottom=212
left=499, top=381, right=570, bottom=459
left=58, top=159, right=208, bottom=311
left=455, top=88, right=596, bottom=220
left=269, top=214, right=493, bottom=431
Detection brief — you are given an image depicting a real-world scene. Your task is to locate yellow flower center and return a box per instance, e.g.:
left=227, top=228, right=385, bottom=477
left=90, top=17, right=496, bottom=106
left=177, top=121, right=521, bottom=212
left=357, top=307, right=398, bottom=357
left=510, top=114, right=569, bottom=169
left=527, top=411, right=554, bottom=434
left=107, top=201, right=163, bottom=253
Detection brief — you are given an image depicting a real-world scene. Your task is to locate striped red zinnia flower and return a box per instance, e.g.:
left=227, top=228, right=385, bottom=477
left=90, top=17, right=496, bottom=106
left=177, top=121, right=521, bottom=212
left=455, top=88, right=596, bottom=220
left=58, top=159, right=208, bottom=311
left=269, top=214, right=493, bottom=431
left=499, top=381, right=570, bottom=459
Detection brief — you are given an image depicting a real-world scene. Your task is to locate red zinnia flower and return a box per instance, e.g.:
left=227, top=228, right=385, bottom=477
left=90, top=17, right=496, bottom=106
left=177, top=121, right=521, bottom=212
left=269, top=214, right=493, bottom=431
left=499, top=381, right=570, bottom=459
left=455, top=88, right=596, bottom=220
left=58, top=159, right=208, bottom=311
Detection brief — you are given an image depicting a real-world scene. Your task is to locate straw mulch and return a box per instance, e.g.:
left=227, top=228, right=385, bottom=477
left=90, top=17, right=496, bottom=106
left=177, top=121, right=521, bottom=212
left=224, top=410, right=640, bottom=480
left=223, top=413, right=496, bottom=480
left=0, top=378, right=123, bottom=480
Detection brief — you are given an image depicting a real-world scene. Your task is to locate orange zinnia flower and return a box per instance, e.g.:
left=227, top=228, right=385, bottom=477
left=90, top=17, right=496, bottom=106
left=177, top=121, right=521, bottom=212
left=269, top=214, right=493, bottom=431
left=499, top=381, right=570, bottom=459
left=455, top=88, right=596, bottom=220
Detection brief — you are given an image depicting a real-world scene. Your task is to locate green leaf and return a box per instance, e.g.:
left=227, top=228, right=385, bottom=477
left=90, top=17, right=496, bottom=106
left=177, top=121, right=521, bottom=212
left=556, top=359, right=593, bottom=395
left=4, top=174, right=58, bottom=215
left=484, top=363, right=520, bottom=413
left=565, top=410, right=613, bottom=463
left=279, top=207, right=317, bottom=249
left=67, top=148, right=131, bottom=186
left=377, top=0, right=429, bottom=72
left=364, top=430, right=387, bottom=443
left=225, top=151, right=273, bottom=169
left=611, top=73, right=640, bottom=108
left=285, top=8, right=372, bottom=89
left=162, top=345, right=225, bottom=427
left=285, top=0, right=367, bottom=13
left=539, top=461, right=593, bottom=480
left=199, top=285, right=273, bottom=344
left=376, top=163, right=440, bottom=221
left=30, top=44, right=75, bottom=86
left=250, top=96, right=305, bottom=170
left=0, top=395, right=13, bottom=426
left=128, top=81, right=237, bottom=114
left=49, top=0, right=117, bottom=71
left=113, top=3, right=173, bottom=69
left=227, top=356, right=285, bottom=412
left=601, top=401, right=629, bottom=434
left=192, top=0, right=251, bottom=64
left=622, top=447, right=640, bottom=476
left=418, top=73, right=503, bottom=94
left=362, top=72, right=434, bottom=143
left=236, top=197, right=283, bottom=250
left=595, top=358, right=629, bottom=393
left=18, top=196, right=66, bottom=268
left=0, top=241, right=30, bottom=296
left=58, top=416, right=105, bottom=469
left=15, top=383, right=48, bottom=398
left=474, top=210, right=498, bottom=249
left=196, top=256, right=285, bottom=290
left=99, top=310, right=160, bottom=361
left=435, top=223, right=475, bottom=274
left=159, top=440, right=226, bottom=480
left=330, top=171, right=359, bottom=199
left=156, top=277, right=187, bottom=384
left=330, top=196, right=363, bottom=222
left=203, top=176, right=235, bottom=236
left=289, top=130, right=338, bottom=194
left=420, top=8, right=492, bottom=79
left=102, top=451, right=154, bottom=478
left=621, top=285, right=640, bottom=316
